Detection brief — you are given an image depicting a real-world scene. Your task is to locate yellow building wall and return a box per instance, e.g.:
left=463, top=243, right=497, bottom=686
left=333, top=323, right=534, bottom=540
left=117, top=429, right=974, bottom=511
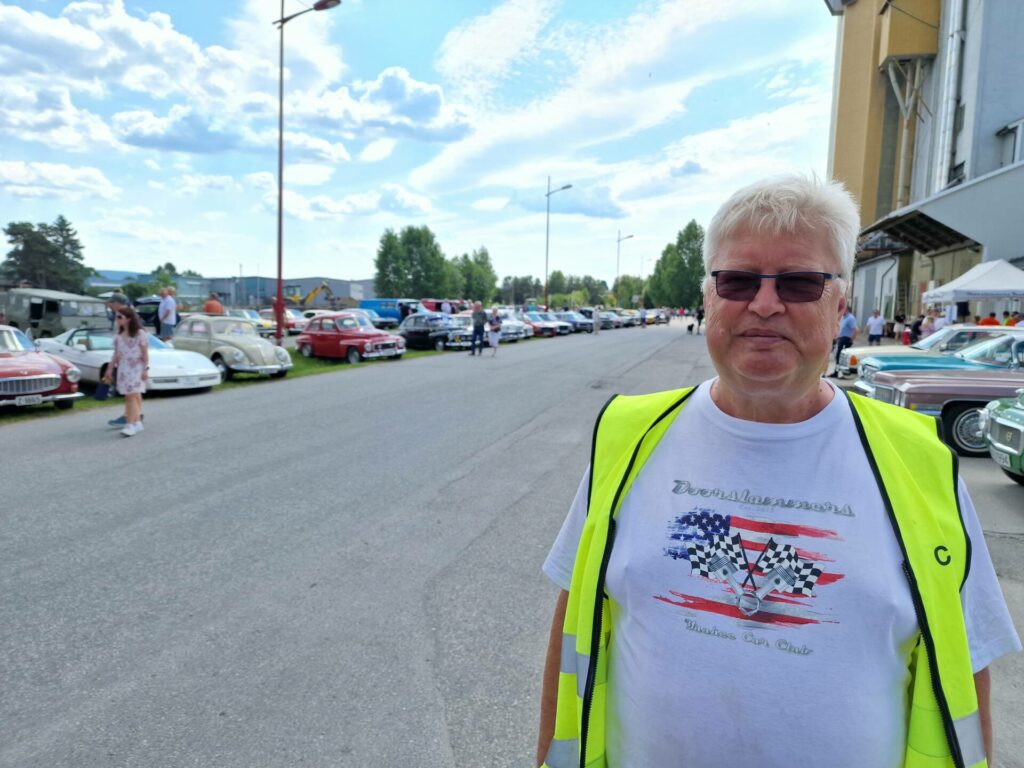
left=829, top=2, right=888, bottom=229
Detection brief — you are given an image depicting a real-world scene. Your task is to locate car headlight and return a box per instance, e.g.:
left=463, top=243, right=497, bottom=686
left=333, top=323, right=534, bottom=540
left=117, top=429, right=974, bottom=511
left=274, top=347, right=289, bottom=362
left=363, top=341, right=374, bottom=352
left=65, top=367, right=81, bottom=383
left=397, top=338, right=405, bottom=348
left=232, top=349, right=246, bottom=362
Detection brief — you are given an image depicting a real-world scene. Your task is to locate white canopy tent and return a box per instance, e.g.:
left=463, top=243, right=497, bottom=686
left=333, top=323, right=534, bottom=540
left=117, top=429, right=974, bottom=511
left=921, top=259, right=1024, bottom=303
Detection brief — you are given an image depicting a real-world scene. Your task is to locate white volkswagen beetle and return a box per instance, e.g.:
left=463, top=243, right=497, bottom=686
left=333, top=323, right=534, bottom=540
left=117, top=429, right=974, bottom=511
left=38, top=327, right=222, bottom=391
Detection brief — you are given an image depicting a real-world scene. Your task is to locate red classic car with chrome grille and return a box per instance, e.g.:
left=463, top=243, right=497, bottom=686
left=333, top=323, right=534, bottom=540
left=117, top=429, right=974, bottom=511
left=0, top=325, right=83, bottom=410
left=295, top=312, right=405, bottom=364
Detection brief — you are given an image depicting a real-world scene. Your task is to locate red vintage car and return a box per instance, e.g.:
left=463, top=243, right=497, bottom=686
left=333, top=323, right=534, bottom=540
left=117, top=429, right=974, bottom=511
left=295, top=312, right=405, bottom=364
left=0, top=324, right=83, bottom=410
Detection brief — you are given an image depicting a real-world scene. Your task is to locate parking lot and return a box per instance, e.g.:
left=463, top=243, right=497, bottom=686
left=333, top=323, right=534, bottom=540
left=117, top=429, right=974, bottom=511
left=2, top=322, right=1022, bottom=767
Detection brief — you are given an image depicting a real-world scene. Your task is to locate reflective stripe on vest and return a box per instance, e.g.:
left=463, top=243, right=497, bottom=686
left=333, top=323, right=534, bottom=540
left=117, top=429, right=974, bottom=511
left=545, top=387, right=985, bottom=768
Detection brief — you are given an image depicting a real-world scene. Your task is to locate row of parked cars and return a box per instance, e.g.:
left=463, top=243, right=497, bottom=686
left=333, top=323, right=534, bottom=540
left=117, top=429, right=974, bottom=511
left=841, top=324, right=1024, bottom=486
left=1, top=302, right=665, bottom=415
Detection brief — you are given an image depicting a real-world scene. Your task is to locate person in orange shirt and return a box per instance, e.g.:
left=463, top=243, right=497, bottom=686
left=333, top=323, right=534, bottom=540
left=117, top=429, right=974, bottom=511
left=977, top=312, right=1002, bottom=326
left=202, top=292, right=225, bottom=314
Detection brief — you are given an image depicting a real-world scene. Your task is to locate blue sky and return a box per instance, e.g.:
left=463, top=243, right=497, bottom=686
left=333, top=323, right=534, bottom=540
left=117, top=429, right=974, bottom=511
left=0, top=0, right=838, bottom=285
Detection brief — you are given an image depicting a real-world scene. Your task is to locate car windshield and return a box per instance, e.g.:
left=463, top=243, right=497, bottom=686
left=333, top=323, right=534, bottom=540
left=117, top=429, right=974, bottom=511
left=0, top=328, right=34, bottom=352
left=911, top=326, right=990, bottom=351
left=425, top=314, right=453, bottom=327
left=351, top=315, right=374, bottom=329
left=956, top=334, right=1023, bottom=366
left=526, top=312, right=545, bottom=322
left=147, top=334, right=169, bottom=349
left=73, top=331, right=115, bottom=351
left=449, top=315, right=472, bottom=327
left=362, top=309, right=381, bottom=319
left=212, top=320, right=258, bottom=336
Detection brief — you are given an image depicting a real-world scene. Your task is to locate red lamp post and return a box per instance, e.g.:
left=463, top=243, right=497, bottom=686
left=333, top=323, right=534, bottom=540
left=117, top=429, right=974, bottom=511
left=272, top=0, right=341, bottom=344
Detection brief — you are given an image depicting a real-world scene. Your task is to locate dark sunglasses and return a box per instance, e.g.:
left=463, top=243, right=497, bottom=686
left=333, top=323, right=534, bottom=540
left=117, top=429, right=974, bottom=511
left=711, top=270, right=838, bottom=303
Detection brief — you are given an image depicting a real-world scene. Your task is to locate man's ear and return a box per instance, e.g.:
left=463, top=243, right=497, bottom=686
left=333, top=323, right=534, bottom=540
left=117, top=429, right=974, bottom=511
left=836, top=292, right=848, bottom=319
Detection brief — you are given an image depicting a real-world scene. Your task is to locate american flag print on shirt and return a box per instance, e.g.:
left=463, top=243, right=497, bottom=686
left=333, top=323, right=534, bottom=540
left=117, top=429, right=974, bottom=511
left=660, top=507, right=841, bottom=627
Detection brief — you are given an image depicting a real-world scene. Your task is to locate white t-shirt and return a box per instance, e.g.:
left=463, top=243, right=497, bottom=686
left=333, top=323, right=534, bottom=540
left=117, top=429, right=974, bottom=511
left=158, top=295, right=177, bottom=324
left=544, top=380, right=1020, bottom=768
left=866, top=315, right=886, bottom=335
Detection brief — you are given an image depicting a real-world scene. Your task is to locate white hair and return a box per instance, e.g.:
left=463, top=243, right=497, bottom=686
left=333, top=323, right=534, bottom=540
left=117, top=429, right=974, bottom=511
left=703, top=174, right=860, bottom=282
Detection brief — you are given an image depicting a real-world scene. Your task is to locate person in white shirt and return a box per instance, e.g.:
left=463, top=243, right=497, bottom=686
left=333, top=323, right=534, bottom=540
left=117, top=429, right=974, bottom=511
left=441, top=300, right=452, bottom=314
left=157, top=288, right=178, bottom=341
left=865, top=308, right=886, bottom=345
left=537, top=175, right=1019, bottom=768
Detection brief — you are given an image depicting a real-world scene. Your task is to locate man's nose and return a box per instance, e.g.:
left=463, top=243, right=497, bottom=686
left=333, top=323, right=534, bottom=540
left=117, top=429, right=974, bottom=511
left=747, top=277, right=786, bottom=316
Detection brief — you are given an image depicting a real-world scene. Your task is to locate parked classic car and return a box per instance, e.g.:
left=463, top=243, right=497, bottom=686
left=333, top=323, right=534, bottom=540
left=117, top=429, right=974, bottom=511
left=600, top=311, right=624, bottom=329
left=259, top=308, right=304, bottom=334
left=0, top=325, right=83, bottom=410
left=868, top=366, right=1024, bottom=457
left=522, top=312, right=564, bottom=336
left=614, top=309, right=640, bottom=327
left=37, top=327, right=221, bottom=392
left=226, top=308, right=275, bottom=336
left=295, top=313, right=405, bottom=363
left=554, top=311, right=594, bottom=333
left=836, top=323, right=1010, bottom=377
left=449, top=312, right=523, bottom=343
left=855, top=329, right=1024, bottom=397
left=981, top=390, right=1024, bottom=485
left=351, top=307, right=398, bottom=330
left=171, top=315, right=292, bottom=379
left=398, top=313, right=473, bottom=351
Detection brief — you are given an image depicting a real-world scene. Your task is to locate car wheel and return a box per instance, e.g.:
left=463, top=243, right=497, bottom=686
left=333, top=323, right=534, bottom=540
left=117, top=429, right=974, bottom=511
left=346, top=346, right=361, bottom=364
left=300, top=344, right=313, bottom=358
left=942, top=404, right=987, bottom=457
left=434, top=338, right=446, bottom=352
left=1001, top=468, right=1024, bottom=486
left=213, top=356, right=234, bottom=381
left=55, top=399, right=74, bottom=410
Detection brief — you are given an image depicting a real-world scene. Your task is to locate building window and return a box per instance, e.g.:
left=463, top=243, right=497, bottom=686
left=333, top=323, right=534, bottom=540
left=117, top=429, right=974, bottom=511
left=997, top=118, right=1024, bottom=167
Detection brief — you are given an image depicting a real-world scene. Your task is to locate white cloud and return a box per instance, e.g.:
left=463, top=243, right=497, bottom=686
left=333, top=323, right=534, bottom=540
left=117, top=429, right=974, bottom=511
left=0, top=84, right=115, bottom=151
left=174, top=173, right=238, bottom=196
left=144, top=158, right=161, bottom=171
left=258, top=182, right=433, bottom=221
left=471, top=196, right=510, bottom=211
left=285, top=163, right=335, bottom=187
left=359, top=138, right=396, bottom=162
left=94, top=217, right=203, bottom=247
left=0, top=161, right=119, bottom=200
left=436, top=0, right=557, bottom=104
left=202, top=211, right=227, bottom=222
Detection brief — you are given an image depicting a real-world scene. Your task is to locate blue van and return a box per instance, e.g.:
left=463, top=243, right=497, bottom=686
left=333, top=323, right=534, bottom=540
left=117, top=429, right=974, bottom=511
left=359, top=298, right=421, bottom=323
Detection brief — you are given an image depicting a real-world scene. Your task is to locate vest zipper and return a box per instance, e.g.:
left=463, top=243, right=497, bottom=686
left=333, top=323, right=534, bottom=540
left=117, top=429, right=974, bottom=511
left=579, top=516, right=616, bottom=768
left=901, top=560, right=965, bottom=768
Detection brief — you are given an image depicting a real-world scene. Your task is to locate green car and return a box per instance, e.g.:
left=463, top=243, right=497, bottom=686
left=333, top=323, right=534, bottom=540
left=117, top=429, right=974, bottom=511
left=172, top=314, right=292, bottom=380
left=981, top=389, right=1024, bottom=486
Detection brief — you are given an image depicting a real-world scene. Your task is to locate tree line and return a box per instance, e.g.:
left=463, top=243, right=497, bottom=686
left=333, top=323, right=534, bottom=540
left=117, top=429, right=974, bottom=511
left=2, top=216, right=94, bottom=293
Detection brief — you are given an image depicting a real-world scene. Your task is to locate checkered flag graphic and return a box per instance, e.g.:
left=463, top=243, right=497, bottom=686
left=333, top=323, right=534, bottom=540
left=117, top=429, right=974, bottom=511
left=719, top=533, right=747, bottom=571
left=757, top=538, right=822, bottom=596
left=685, top=541, right=714, bottom=578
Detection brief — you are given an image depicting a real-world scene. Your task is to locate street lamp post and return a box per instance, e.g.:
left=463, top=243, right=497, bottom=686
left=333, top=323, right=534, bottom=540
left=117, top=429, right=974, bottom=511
left=615, top=230, right=633, bottom=307
left=544, top=176, right=572, bottom=310
left=273, top=0, right=340, bottom=345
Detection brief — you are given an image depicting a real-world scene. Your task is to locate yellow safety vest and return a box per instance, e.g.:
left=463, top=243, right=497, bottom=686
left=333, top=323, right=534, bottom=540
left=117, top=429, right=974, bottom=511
left=542, top=387, right=986, bottom=768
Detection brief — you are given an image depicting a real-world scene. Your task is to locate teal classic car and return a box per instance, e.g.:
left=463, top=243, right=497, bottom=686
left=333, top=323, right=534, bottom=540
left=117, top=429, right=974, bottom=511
left=854, top=328, right=1024, bottom=397
left=981, top=390, right=1024, bottom=485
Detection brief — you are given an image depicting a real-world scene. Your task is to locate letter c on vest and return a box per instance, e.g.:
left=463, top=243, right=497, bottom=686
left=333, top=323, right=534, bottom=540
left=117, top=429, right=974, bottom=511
left=934, top=545, right=951, bottom=566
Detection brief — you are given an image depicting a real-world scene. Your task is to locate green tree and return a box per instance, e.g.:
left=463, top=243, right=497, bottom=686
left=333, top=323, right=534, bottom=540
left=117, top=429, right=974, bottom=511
left=374, top=229, right=409, bottom=296
left=456, top=246, right=498, bottom=302
left=400, top=226, right=449, bottom=298
left=614, top=274, right=646, bottom=308
left=674, top=220, right=705, bottom=309
left=548, top=269, right=568, bottom=296
left=647, top=243, right=679, bottom=307
left=2, top=217, right=92, bottom=292
left=580, top=275, right=609, bottom=305
left=121, top=282, right=152, bottom=301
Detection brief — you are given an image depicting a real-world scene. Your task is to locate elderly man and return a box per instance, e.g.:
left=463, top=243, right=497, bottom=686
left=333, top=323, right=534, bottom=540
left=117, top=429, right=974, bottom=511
left=158, top=287, right=177, bottom=341
left=469, top=301, right=487, bottom=356
left=536, top=175, right=1019, bottom=768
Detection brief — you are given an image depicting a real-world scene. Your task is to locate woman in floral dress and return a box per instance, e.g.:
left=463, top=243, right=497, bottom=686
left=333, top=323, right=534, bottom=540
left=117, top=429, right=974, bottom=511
left=103, top=306, right=149, bottom=437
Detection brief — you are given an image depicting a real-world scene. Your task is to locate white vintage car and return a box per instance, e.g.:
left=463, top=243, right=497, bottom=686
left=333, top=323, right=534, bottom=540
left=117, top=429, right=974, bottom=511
left=38, top=327, right=222, bottom=391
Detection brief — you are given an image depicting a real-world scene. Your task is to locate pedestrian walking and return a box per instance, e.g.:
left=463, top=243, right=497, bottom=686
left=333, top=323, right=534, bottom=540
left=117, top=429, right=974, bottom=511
left=469, top=301, right=486, bottom=356
left=104, top=306, right=148, bottom=437
left=865, top=308, right=886, bottom=345
left=158, top=288, right=177, bottom=341
left=828, top=306, right=858, bottom=376
left=695, top=306, right=704, bottom=334
left=536, top=174, right=1019, bottom=768
left=487, top=308, right=502, bottom=356
left=639, top=307, right=647, bottom=327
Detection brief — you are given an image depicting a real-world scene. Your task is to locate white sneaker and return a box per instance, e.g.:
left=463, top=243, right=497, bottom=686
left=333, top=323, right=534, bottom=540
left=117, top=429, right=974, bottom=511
left=121, top=422, right=142, bottom=437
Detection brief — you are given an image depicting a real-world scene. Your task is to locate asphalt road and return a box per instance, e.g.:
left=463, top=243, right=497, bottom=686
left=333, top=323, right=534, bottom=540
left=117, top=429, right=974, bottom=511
left=2, top=323, right=1022, bottom=768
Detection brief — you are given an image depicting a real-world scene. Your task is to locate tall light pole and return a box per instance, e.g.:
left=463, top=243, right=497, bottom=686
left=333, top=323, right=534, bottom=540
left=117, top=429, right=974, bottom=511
left=615, top=230, right=633, bottom=307
left=544, top=175, right=572, bottom=310
left=273, top=0, right=340, bottom=344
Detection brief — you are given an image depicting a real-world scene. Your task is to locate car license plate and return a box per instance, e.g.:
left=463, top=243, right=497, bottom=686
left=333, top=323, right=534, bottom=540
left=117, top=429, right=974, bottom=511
left=183, top=376, right=199, bottom=386
left=16, top=394, right=43, bottom=406
left=991, top=450, right=1011, bottom=468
